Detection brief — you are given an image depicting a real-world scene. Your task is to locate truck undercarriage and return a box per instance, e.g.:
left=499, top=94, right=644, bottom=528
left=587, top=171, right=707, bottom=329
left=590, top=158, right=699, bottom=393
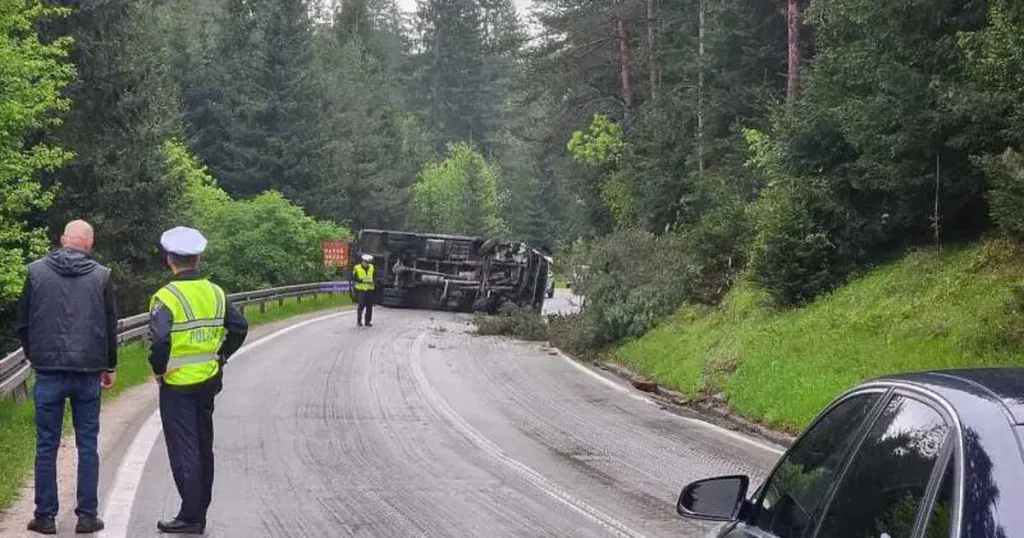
left=350, top=229, right=550, bottom=314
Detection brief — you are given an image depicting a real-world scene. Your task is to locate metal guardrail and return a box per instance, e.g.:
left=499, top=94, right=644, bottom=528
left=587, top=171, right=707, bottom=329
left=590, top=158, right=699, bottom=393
left=0, top=281, right=352, bottom=402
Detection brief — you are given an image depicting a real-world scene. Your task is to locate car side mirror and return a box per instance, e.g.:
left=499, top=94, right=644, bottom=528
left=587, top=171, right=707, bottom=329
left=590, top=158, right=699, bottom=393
left=676, top=475, right=749, bottom=522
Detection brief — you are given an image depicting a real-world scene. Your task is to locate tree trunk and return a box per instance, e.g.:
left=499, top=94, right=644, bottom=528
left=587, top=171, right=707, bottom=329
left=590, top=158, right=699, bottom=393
left=697, top=0, right=705, bottom=177
left=614, top=0, right=634, bottom=116
left=647, top=0, right=658, bottom=100
left=786, top=0, right=801, bottom=101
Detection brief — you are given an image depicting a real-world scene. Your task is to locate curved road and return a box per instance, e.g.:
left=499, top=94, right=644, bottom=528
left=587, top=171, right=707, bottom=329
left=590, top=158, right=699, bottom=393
left=105, top=298, right=780, bottom=537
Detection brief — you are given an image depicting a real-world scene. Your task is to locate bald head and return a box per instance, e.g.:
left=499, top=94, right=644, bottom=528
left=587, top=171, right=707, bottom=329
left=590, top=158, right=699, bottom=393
left=61, top=220, right=94, bottom=252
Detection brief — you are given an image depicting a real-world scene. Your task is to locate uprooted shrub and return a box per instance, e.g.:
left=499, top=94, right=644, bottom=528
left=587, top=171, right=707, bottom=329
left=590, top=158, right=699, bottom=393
left=547, top=312, right=596, bottom=360
left=472, top=304, right=549, bottom=341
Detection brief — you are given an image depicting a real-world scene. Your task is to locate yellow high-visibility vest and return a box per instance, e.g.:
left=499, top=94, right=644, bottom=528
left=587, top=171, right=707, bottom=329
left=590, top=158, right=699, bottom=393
left=354, top=264, right=375, bottom=291
left=149, top=280, right=226, bottom=386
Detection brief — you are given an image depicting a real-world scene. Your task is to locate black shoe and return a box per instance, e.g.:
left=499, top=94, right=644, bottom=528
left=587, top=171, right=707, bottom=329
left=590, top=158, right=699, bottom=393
left=76, top=516, right=105, bottom=533
left=157, top=519, right=205, bottom=534
left=27, top=517, right=57, bottom=535
left=366, top=322, right=373, bottom=327
left=357, top=321, right=363, bottom=327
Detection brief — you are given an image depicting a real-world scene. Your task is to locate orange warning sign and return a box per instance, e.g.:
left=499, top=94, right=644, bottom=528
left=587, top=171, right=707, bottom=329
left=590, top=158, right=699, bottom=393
left=322, top=241, right=349, bottom=267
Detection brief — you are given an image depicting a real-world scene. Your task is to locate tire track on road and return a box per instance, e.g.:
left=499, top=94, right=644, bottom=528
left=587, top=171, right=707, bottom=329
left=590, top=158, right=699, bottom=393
left=408, top=330, right=648, bottom=538
left=413, top=318, right=778, bottom=537
left=111, top=307, right=778, bottom=537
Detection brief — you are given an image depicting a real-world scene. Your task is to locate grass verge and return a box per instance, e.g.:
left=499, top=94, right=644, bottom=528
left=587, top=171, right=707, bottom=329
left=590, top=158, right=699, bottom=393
left=614, top=239, right=1024, bottom=434
left=0, top=292, right=351, bottom=511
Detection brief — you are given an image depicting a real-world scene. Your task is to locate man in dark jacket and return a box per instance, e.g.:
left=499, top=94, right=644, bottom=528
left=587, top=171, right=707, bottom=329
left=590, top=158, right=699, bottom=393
left=14, top=220, right=118, bottom=535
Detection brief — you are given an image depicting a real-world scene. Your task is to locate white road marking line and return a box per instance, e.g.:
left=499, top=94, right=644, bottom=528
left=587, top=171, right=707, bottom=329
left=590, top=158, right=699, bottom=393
left=554, top=350, right=786, bottom=456
left=97, top=310, right=354, bottom=538
left=97, top=412, right=162, bottom=537
left=410, top=333, right=647, bottom=538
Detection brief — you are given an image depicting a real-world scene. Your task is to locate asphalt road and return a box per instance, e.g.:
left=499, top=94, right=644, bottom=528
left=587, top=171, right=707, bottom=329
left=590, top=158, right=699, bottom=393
left=542, top=288, right=582, bottom=316
left=109, top=295, right=780, bottom=537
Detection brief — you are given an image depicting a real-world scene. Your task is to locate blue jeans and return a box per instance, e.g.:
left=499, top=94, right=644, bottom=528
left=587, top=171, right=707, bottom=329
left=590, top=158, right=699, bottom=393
left=33, top=372, right=102, bottom=519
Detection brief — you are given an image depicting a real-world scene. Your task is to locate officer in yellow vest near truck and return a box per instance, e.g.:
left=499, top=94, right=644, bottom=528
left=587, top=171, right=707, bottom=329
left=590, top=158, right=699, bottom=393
left=147, top=227, right=249, bottom=534
left=353, top=253, right=376, bottom=327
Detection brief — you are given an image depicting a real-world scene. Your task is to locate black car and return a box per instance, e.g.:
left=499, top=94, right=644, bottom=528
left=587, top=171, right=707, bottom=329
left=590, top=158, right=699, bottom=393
left=676, top=368, right=1024, bottom=538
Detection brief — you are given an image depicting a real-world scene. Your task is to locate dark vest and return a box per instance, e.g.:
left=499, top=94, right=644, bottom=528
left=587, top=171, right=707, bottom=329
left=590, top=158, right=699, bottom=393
left=25, top=249, right=111, bottom=372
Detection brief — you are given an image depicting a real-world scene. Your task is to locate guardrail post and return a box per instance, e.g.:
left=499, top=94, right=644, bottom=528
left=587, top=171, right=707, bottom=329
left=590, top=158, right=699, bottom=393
left=297, top=295, right=302, bottom=304
left=259, top=301, right=266, bottom=314
left=278, top=297, right=284, bottom=307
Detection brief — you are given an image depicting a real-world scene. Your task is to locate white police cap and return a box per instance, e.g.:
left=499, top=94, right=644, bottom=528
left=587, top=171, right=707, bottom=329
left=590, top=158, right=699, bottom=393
left=361, top=254, right=373, bottom=262
left=160, top=226, right=208, bottom=256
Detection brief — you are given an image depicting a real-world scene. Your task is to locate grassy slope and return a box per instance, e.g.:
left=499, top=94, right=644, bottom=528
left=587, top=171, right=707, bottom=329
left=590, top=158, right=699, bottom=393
left=615, top=240, right=1024, bottom=434
left=0, top=292, right=351, bottom=510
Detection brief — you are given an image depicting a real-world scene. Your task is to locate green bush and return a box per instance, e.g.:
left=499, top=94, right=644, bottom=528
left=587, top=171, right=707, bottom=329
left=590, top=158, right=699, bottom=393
left=985, top=148, right=1024, bottom=241
left=161, top=140, right=350, bottom=292
left=740, top=127, right=871, bottom=307
left=554, top=239, right=590, bottom=289
left=555, top=213, right=751, bottom=354
left=746, top=177, right=864, bottom=307
left=574, top=229, right=700, bottom=348
left=411, top=142, right=504, bottom=237
left=0, top=0, right=74, bottom=306
left=683, top=197, right=752, bottom=305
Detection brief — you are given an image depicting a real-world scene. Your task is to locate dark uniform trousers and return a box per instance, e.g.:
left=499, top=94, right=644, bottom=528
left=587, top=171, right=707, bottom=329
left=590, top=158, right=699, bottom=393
left=159, top=374, right=222, bottom=524
left=357, top=290, right=374, bottom=325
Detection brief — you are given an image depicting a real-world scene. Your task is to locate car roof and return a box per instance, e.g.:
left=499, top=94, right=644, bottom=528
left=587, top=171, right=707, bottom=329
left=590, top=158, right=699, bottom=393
left=868, top=368, right=1024, bottom=425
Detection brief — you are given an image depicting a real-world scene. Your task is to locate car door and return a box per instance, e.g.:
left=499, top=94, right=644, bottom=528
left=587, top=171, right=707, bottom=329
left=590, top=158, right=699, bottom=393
left=810, top=390, right=955, bottom=538
left=718, top=390, right=888, bottom=537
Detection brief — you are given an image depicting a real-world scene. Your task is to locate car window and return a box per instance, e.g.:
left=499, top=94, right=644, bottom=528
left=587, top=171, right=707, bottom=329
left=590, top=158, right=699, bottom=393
left=921, top=461, right=954, bottom=538
left=815, top=395, right=951, bottom=538
left=752, top=392, right=882, bottom=537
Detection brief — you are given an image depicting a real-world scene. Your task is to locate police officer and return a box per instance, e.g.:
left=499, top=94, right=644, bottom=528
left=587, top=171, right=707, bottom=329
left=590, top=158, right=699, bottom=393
left=148, top=227, right=248, bottom=534
left=353, top=253, right=376, bottom=327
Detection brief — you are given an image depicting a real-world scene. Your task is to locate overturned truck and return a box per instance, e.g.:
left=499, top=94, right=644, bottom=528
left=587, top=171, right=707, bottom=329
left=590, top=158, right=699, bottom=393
left=350, top=229, right=550, bottom=313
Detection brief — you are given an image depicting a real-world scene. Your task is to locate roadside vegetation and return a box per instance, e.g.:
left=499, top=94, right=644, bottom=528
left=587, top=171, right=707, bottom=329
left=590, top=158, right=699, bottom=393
left=615, top=240, right=1024, bottom=433
left=0, top=293, right=351, bottom=510
left=473, top=305, right=550, bottom=342
left=528, top=1, right=1024, bottom=439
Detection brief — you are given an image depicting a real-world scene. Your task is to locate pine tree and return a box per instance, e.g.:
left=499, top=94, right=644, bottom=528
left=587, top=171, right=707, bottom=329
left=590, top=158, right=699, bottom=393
left=310, top=32, right=431, bottom=229
left=248, top=0, right=329, bottom=200
left=172, top=0, right=260, bottom=200
left=40, top=0, right=184, bottom=310
left=414, top=0, right=491, bottom=155
left=172, top=0, right=331, bottom=207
